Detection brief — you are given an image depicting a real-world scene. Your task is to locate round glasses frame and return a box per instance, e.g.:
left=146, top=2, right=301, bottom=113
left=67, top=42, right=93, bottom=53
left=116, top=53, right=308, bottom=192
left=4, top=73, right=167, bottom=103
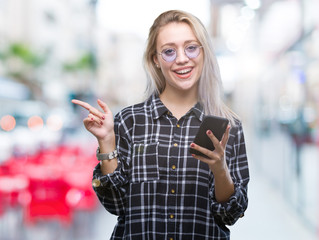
left=157, top=44, right=203, bottom=62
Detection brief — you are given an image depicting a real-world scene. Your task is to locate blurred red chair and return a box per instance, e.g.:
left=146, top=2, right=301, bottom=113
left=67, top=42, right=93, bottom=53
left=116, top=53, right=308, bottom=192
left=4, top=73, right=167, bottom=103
left=63, top=163, right=98, bottom=211
left=24, top=178, right=72, bottom=226
left=66, top=187, right=97, bottom=211
left=0, top=156, right=30, bottom=212
left=1, top=143, right=98, bottom=227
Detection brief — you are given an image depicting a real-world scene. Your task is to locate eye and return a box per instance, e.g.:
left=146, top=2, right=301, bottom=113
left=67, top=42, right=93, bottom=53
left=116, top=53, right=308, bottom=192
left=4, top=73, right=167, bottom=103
left=185, top=45, right=198, bottom=52
left=162, top=48, right=176, bottom=56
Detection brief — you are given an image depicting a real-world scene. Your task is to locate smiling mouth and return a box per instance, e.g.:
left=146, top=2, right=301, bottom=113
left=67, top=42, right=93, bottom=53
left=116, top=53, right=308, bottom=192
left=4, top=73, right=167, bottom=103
left=173, top=67, right=194, bottom=79
left=174, top=68, right=192, bottom=75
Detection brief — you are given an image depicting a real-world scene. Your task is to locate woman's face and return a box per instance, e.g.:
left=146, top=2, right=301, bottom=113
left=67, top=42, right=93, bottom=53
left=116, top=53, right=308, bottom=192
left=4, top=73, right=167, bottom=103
left=154, top=22, right=204, bottom=95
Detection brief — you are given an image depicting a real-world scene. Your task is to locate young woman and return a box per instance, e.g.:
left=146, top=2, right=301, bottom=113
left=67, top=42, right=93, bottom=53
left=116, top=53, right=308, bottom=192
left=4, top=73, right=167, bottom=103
left=72, top=10, right=249, bottom=240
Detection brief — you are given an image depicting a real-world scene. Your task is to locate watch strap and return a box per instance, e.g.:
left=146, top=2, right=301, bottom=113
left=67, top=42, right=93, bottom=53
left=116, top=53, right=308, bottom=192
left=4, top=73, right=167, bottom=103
left=96, top=147, right=118, bottom=161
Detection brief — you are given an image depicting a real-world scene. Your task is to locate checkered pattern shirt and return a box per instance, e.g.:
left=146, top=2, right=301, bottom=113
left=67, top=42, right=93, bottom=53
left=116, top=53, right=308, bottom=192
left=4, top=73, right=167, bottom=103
left=93, top=94, right=249, bottom=240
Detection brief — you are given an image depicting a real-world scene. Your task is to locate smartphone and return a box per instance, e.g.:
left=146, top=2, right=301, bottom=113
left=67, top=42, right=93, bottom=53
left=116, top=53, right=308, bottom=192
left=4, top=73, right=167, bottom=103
left=190, top=115, right=229, bottom=158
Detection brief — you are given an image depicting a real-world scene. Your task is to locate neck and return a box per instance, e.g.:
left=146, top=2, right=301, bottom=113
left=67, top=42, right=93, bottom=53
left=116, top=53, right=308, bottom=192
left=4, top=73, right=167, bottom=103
left=160, top=88, right=198, bottom=120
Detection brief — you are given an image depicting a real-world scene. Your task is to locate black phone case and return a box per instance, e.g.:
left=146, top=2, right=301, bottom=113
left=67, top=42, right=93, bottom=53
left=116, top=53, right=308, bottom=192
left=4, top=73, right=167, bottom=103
left=190, top=115, right=229, bottom=158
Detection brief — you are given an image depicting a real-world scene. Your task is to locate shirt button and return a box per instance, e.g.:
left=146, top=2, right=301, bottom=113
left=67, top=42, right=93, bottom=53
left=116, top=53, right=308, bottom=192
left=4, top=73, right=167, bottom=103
left=170, top=214, right=174, bottom=219
left=169, top=238, right=174, bottom=240
left=173, top=143, right=178, bottom=147
left=171, top=165, right=176, bottom=170
left=176, top=124, right=180, bottom=128
left=92, top=179, right=101, bottom=187
left=171, top=189, right=175, bottom=194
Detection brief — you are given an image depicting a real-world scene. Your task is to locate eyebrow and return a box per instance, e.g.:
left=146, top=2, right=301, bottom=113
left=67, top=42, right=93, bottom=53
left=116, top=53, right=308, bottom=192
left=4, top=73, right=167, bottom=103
left=160, top=40, right=199, bottom=49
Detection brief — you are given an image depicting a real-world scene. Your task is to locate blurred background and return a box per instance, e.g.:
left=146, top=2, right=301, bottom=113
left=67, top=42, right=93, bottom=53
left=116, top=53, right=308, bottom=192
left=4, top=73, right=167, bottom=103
left=0, top=0, right=318, bottom=239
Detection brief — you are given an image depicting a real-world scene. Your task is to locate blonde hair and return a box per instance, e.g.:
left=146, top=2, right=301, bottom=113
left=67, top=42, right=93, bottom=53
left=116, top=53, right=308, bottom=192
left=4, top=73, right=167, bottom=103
left=143, top=10, right=238, bottom=125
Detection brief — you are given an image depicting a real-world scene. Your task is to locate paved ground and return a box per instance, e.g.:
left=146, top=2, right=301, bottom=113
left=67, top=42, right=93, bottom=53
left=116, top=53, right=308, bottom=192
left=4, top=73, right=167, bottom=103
left=230, top=167, right=317, bottom=240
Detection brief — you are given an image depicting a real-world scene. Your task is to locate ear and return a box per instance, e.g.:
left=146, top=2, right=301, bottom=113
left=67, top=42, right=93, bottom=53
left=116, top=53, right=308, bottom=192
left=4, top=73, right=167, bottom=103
left=153, top=55, right=160, bottom=68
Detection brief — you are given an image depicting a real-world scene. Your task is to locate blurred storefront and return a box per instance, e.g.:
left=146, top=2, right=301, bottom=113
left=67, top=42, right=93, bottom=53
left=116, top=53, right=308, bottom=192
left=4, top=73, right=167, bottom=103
left=209, top=0, right=319, bottom=235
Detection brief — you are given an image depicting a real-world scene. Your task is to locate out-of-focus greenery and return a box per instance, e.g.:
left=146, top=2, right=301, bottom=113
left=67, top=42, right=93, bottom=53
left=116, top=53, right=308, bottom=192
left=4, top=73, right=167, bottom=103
left=4, top=43, right=47, bottom=66
left=63, top=52, right=96, bottom=72
left=0, top=42, right=96, bottom=99
left=0, top=42, right=49, bottom=99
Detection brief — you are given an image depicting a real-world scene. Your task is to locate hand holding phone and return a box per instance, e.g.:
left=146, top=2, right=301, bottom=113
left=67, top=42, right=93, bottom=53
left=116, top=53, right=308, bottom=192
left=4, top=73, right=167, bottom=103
left=190, top=115, right=229, bottom=158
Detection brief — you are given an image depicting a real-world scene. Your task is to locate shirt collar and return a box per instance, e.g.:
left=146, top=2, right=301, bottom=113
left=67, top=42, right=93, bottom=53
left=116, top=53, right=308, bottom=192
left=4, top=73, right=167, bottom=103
left=149, top=94, right=205, bottom=121
left=191, top=102, right=205, bottom=121
left=150, top=94, right=168, bottom=120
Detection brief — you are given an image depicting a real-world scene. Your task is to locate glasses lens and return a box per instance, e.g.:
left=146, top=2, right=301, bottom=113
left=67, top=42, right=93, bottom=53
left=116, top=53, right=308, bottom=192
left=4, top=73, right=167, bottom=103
left=160, top=45, right=201, bottom=62
left=185, top=45, right=200, bottom=59
left=161, top=48, right=176, bottom=62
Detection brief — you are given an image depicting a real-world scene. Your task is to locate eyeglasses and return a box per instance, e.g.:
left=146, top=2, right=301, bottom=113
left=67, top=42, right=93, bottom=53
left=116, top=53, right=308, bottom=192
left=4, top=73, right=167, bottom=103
left=158, top=44, right=203, bottom=62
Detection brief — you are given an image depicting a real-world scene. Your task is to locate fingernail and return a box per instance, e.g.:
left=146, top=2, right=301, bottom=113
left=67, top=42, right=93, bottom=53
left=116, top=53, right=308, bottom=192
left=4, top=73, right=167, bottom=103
left=207, top=130, right=212, bottom=135
left=102, top=116, right=105, bottom=120
left=190, top=143, right=195, bottom=148
left=191, top=154, right=196, bottom=158
left=100, top=121, right=103, bottom=125
left=91, top=118, right=94, bottom=121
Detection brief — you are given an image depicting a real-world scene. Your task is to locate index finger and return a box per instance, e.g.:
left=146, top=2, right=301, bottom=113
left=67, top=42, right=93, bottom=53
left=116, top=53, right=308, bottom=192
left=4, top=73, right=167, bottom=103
left=71, top=99, right=92, bottom=111
left=72, top=99, right=105, bottom=119
left=220, top=125, right=231, bottom=147
left=72, top=99, right=105, bottom=120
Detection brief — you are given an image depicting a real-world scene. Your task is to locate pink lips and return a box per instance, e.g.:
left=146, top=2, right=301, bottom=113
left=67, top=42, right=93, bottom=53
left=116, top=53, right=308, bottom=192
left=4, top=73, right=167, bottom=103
left=173, top=67, right=193, bottom=79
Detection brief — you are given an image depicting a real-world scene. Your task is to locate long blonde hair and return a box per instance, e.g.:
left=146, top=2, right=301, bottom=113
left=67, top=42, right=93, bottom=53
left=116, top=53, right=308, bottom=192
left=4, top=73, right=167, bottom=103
left=143, top=10, right=238, bottom=125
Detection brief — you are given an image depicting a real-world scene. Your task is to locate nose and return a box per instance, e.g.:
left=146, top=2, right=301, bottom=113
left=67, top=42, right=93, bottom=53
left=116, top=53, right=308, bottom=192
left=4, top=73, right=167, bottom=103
left=175, top=48, right=189, bottom=64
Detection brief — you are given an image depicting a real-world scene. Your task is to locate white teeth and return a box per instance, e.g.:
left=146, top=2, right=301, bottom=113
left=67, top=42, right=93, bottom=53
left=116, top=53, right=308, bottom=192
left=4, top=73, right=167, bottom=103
left=176, top=68, right=192, bottom=74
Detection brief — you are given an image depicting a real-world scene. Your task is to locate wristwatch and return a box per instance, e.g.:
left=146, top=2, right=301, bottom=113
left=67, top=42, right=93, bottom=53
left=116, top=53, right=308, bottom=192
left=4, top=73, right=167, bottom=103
left=96, top=147, right=118, bottom=161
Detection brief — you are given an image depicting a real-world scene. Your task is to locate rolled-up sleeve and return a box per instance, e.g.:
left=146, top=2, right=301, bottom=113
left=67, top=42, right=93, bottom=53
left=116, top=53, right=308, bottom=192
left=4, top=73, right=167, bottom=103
left=210, top=122, right=249, bottom=225
left=92, top=113, right=132, bottom=216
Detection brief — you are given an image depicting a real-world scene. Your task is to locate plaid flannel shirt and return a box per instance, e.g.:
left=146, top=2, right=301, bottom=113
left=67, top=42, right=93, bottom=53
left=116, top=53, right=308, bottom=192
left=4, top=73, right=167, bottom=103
left=93, top=94, right=249, bottom=240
